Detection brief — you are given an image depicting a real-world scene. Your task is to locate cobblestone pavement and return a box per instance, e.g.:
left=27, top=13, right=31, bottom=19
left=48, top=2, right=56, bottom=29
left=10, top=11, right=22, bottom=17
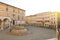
left=0, top=25, right=56, bottom=40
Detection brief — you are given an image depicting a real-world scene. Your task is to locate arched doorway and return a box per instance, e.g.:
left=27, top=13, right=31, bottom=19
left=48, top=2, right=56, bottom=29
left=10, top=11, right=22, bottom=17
left=12, top=20, right=15, bottom=25
left=3, top=17, right=11, bottom=29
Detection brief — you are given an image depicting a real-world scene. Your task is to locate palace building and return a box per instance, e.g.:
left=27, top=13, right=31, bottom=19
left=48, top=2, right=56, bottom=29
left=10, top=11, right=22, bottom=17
left=26, top=12, right=60, bottom=29
left=0, top=2, right=25, bottom=30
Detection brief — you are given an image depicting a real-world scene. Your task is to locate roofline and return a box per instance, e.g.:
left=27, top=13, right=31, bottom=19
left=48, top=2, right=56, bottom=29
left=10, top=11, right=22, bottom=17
left=0, top=2, right=25, bottom=11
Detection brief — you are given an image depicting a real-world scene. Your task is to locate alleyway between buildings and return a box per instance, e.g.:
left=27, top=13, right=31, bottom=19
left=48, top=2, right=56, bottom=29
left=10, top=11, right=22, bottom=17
left=0, top=25, right=56, bottom=40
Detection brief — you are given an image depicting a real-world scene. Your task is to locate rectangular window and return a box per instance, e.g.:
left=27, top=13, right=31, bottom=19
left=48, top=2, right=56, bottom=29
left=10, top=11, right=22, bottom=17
left=6, top=8, right=8, bottom=11
left=22, top=16, right=23, bottom=20
left=18, top=15, right=20, bottom=20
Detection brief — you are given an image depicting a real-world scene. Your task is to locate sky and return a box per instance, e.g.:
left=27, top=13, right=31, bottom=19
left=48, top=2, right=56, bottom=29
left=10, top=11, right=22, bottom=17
left=0, top=0, right=60, bottom=16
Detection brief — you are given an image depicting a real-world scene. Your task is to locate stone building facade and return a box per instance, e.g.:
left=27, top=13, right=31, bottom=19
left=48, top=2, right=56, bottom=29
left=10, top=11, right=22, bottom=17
left=25, top=12, right=59, bottom=29
left=0, top=2, right=25, bottom=30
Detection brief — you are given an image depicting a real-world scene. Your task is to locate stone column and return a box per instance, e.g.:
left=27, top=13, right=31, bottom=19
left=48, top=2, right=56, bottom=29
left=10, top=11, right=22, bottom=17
left=1, top=21, right=4, bottom=30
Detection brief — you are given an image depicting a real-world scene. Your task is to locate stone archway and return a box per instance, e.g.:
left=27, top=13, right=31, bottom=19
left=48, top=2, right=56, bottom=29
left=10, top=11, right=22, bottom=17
left=3, top=17, right=11, bottom=29
left=0, top=17, right=11, bottom=30
left=3, top=17, right=11, bottom=21
left=1, top=17, right=11, bottom=30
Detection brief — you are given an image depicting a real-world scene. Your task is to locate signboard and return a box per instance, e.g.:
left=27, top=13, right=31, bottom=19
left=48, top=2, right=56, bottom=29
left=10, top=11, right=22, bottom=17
left=16, top=21, right=25, bottom=25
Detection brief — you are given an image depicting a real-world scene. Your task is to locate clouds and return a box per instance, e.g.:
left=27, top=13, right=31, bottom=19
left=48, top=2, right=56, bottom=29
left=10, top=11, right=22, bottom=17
left=0, top=0, right=60, bottom=16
